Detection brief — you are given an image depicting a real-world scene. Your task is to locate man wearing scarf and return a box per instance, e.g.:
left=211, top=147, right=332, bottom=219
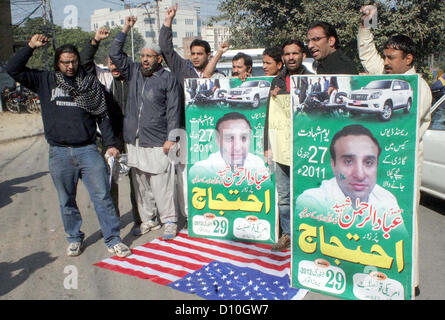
left=110, top=16, right=181, bottom=240
left=6, top=34, right=131, bottom=258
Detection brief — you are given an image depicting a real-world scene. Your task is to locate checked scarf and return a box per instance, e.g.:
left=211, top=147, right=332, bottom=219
left=55, top=69, right=107, bottom=117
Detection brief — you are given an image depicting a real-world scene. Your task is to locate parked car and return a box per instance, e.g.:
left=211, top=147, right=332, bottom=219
left=226, top=80, right=271, bottom=108
left=421, top=94, right=445, bottom=200
left=343, top=79, right=413, bottom=121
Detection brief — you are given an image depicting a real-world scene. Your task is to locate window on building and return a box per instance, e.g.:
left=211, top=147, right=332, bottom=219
left=173, top=32, right=177, bottom=38
left=144, top=17, right=156, bottom=24
left=185, top=19, right=194, bottom=25
left=186, top=32, right=194, bottom=37
left=146, top=31, right=156, bottom=38
left=111, top=21, right=114, bottom=26
left=121, top=19, right=124, bottom=25
left=173, top=18, right=177, bottom=24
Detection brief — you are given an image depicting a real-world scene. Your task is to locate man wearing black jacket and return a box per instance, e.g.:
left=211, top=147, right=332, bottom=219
left=159, top=4, right=225, bottom=222
left=79, top=27, right=143, bottom=236
left=6, top=34, right=131, bottom=258
left=307, top=21, right=359, bottom=75
left=264, top=39, right=313, bottom=251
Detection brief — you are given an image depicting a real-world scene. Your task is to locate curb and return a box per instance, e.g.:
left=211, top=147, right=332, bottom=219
left=0, top=131, right=44, bottom=145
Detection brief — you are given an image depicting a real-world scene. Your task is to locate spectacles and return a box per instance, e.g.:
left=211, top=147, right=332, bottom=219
left=307, top=36, right=328, bottom=43
left=59, top=60, right=79, bottom=66
left=141, top=54, right=159, bottom=58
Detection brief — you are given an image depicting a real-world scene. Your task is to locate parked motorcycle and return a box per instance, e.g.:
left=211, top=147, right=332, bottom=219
left=298, top=90, right=348, bottom=117
left=1, top=86, right=40, bottom=113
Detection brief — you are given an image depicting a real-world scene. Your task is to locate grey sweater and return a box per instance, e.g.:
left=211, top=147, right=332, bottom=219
left=110, top=31, right=181, bottom=148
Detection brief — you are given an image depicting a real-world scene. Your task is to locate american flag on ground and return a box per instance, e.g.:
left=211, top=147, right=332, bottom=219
left=95, top=230, right=307, bottom=300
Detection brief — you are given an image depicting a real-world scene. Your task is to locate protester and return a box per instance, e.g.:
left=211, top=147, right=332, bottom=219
left=264, top=39, right=313, bottom=251
left=160, top=3, right=224, bottom=83
left=231, top=52, right=253, bottom=81
left=262, top=46, right=284, bottom=77
left=358, top=4, right=433, bottom=294
left=307, top=21, right=359, bottom=75
left=79, top=27, right=143, bottom=236
left=6, top=34, right=131, bottom=257
left=110, top=16, right=181, bottom=240
left=159, top=4, right=225, bottom=222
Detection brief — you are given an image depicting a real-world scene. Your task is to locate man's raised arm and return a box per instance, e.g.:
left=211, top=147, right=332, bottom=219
left=357, top=5, right=384, bottom=75
left=6, top=34, right=48, bottom=93
left=109, top=16, right=137, bottom=80
left=159, top=4, right=189, bottom=73
left=203, top=42, right=229, bottom=78
left=80, top=27, right=110, bottom=75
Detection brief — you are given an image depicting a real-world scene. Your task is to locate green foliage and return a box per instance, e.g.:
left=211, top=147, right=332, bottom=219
left=12, top=18, right=145, bottom=70
left=213, top=0, right=445, bottom=70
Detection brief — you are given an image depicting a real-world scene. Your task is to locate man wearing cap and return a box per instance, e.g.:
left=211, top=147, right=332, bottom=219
left=110, top=16, right=181, bottom=240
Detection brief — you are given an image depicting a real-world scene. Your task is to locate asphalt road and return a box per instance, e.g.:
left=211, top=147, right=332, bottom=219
left=1, top=136, right=444, bottom=300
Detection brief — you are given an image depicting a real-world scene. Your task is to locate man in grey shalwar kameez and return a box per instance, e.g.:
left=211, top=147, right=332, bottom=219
left=110, top=16, right=181, bottom=239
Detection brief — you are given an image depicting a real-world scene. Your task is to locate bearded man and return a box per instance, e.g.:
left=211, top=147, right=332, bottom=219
left=110, top=16, right=181, bottom=240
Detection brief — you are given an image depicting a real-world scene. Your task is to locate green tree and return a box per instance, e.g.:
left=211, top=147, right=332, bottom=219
left=213, top=0, right=445, bottom=72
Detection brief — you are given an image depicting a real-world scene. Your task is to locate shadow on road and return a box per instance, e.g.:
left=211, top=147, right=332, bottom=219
left=420, top=192, right=445, bottom=216
left=83, top=211, right=187, bottom=250
left=0, top=251, right=57, bottom=297
left=0, top=171, right=49, bottom=209
left=83, top=211, right=140, bottom=250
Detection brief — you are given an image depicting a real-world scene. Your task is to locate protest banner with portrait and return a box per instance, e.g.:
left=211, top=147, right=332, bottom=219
left=290, top=74, right=419, bottom=300
left=185, top=77, right=278, bottom=244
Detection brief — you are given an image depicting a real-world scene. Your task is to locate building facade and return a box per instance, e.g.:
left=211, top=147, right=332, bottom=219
left=90, top=0, right=200, bottom=54
left=200, top=24, right=231, bottom=53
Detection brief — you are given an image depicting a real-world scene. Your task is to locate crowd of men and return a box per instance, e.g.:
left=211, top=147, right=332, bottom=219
left=6, top=3, right=432, bottom=294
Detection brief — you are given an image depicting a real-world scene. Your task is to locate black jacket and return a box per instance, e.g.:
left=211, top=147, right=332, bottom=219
left=6, top=44, right=116, bottom=148
left=80, top=39, right=128, bottom=151
left=314, top=49, right=359, bottom=75
left=110, top=31, right=181, bottom=148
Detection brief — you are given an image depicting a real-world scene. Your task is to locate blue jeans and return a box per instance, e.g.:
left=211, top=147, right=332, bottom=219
left=48, top=144, right=121, bottom=248
left=275, top=162, right=290, bottom=235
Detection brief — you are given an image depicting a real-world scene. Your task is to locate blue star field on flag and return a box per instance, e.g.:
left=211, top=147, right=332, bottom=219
left=168, top=261, right=301, bottom=300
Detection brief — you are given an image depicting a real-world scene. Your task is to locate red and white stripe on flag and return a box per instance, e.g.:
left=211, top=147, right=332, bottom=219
left=94, top=230, right=291, bottom=286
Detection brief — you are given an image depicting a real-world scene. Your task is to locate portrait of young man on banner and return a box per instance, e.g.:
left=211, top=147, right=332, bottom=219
left=290, top=74, right=420, bottom=300
left=186, top=77, right=278, bottom=244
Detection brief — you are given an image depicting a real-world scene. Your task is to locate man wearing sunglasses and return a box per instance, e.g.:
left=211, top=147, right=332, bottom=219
left=307, top=21, right=359, bottom=75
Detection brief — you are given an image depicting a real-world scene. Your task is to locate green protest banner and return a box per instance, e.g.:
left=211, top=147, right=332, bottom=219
left=290, top=75, right=419, bottom=300
left=185, top=77, right=278, bottom=243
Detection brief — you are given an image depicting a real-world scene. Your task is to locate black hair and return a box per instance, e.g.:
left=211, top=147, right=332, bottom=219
left=263, top=46, right=284, bottom=64
left=232, top=52, right=253, bottom=70
left=190, top=39, right=211, bottom=55
left=54, top=44, right=80, bottom=71
left=308, top=21, right=340, bottom=49
left=281, top=39, right=308, bottom=55
left=215, top=112, right=252, bottom=133
left=330, top=124, right=382, bottom=163
left=384, top=35, right=416, bottom=65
